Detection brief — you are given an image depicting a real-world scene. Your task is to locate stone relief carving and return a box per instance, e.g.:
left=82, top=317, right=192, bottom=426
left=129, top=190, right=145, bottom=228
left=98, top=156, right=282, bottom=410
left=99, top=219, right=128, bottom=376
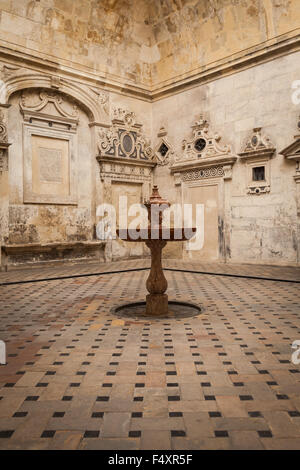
left=0, top=109, right=8, bottom=143
left=0, top=62, right=109, bottom=127
left=239, top=128, right=276, bottom=196
left=0, top=106, right=10, bottom=174
left=170, top=114, right=236, bottom=182
left=97, top=107, right=154, bottom=161
left=97, top=107, right=156, bottom=184
left=175, top=115, right=232, bottom=163
left=20, top=90, right=79, bottom=119
left=0, top=63, right=20, bottom=81
left=279, top=116, right=300, bottom=184
left=99, top=161, right=153, bottom=183
left=239, top=127, right=276, bottom=161
left=182, top=166, right=225, bottom=181
left=90, top=88, right=109, bottom=116
left=154, top=127, right=176, bottom=166
left=0, top=149, right=8, bottom=172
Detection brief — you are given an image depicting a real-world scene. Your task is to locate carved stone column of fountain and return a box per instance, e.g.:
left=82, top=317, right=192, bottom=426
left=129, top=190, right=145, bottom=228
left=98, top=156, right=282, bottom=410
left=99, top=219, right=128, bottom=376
left=115, top=185, right=200, bottom=318
left=144, top=186, right=170, bottom=315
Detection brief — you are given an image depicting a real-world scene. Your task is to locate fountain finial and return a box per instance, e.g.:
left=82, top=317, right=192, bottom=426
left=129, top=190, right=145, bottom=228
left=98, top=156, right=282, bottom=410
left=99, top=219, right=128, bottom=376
left=144, top=185, right=170, bottom=227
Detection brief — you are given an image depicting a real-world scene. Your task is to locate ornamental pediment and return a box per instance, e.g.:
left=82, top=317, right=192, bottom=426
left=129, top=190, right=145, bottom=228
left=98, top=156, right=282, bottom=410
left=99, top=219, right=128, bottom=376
left=280, top=116, right=300, bottom=162
left=170, top=115, right=236, bottom=173
left=239, top=127, right=276, bottom=161
left=97, top=107, right=154, bottom=162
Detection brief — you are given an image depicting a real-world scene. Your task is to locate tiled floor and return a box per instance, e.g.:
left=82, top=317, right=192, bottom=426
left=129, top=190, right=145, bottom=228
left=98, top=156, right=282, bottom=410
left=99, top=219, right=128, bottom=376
left=0, top=260, right=300, bottom=450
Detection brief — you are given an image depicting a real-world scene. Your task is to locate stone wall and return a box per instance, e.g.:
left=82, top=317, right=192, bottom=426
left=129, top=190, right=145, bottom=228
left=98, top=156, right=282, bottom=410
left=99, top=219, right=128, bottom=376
left=0, top=0, right=299, bottom=268
left=0, top=0, right=299, bottom=91
left=152, top=51, right=300, bottom=265
left=149, top=0, right=300, bottom=87
left=0, top=0, right=153, bottom=86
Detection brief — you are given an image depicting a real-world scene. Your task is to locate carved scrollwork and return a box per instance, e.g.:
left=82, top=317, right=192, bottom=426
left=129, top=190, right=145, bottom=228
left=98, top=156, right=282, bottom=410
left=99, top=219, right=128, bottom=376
left=97, top=107, right=154, bottom=161
left=239, top=127, right=276, bottom=160
left=182, top=166, right=225, bottom=181
left=0, top=149, right=8, bottom=172
left=90, top=88, right=109, bottom=116
left=170, top=114, right=236, bottom=180
left=20, top=90, right=79, bottom=119
left=0, top=110, right=8, bottom=143
left=176, top=114, right=231, bottom=163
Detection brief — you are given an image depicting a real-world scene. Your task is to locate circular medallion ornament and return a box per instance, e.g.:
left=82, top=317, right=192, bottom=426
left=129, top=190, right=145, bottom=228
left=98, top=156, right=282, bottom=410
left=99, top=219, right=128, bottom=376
left=251, top=135, right=258, bottom=146
left=121, top=133, right=134, bottom=154
left=194, top=138, right=206, bottom=152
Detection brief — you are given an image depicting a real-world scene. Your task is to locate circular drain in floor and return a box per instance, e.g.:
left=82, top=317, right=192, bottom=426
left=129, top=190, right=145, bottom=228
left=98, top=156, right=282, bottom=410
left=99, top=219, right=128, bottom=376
left=111, top=300, right=201, bottom=320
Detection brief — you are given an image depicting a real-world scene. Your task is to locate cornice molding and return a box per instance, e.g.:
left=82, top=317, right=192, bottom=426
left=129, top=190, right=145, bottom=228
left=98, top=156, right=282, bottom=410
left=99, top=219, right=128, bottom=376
left=0, top=32, right=299, bottom=102
left=150, top=33, right=300, bottom=101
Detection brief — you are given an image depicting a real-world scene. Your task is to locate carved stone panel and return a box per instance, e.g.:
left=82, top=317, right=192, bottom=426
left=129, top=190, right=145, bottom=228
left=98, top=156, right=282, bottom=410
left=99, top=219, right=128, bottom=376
left=23, top=127, right=77, bottom=205
left=0, top=149, right=8, bottom=172
left=97, top=108, right=154, bottom=162
left=31, top=135, right=69, bottom=197
left=280, top=116, right=300, bottom=184
left=170, top=115, right=236, bottom=181
left=20, top=90, right=78, bottom=205
left=239, top=128, right=275, bottom=195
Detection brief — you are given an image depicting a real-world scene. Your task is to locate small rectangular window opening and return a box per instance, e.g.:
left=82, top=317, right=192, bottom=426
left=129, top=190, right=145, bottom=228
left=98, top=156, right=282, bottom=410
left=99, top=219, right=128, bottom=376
left=252, top=166, right=265, bottom=181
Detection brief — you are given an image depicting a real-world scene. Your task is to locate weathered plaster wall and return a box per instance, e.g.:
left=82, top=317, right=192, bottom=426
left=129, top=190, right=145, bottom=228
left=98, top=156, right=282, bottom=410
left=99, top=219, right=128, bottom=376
left=149, top=0, right=300, bottom=87
left=0, top=0, right=299, bottom=267
left=7, top=91, right=94, bottom=245
left=0, top=0, right=299, bottom=89
left=152, top=51, right=300, bottom=265
left=0, top=0, right=153, bottom=86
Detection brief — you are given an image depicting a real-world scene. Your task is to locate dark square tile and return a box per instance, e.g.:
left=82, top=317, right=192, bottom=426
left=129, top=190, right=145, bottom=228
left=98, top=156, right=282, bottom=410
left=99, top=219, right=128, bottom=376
left=276, top=394, right=289, bottom=400
left=258, top=430, right=272, bottom=438
left=132, top=412, right=143, bottom=418
left=13, top=412, right=28, bottom=418
left=248, top=411, right=262, bottom=418
left=288, top=411, right=300, bottom=417
left=129, top=431, right=141, bottom=438
left=41, top=430, right=56, bottom=438
left=171, top=430, right=186, bottom=437
left=84, top=430, right=100, bottom=438
left=0, top=430, right=14, bottom=438
left=215, top=430, right=228, bottom=437
left=168, top=396, right=180, bottom=401
left=25, top=396, right=39, bottom=401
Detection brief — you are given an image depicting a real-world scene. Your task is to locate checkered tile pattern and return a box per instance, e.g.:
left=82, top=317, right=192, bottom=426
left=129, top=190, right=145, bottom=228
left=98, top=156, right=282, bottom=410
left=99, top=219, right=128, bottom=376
left=0, top=261, right=300, bottom=449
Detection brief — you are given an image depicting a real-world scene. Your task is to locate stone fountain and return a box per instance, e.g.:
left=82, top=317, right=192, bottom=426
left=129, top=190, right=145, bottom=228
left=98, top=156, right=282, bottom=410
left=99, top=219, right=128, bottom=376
left=115, top=185, right=200, bottom=318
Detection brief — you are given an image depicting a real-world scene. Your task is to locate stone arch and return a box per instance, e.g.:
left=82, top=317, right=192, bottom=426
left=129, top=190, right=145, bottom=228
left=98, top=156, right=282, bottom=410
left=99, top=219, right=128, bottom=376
left=1, top=71, right=108, bottom=124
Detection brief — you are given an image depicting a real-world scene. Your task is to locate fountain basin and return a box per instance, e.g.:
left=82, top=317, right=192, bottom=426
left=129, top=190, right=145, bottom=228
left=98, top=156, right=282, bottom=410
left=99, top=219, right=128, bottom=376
left=112, top=300, right=202, bottom=320
left=117, top=227, right=196, bottom=242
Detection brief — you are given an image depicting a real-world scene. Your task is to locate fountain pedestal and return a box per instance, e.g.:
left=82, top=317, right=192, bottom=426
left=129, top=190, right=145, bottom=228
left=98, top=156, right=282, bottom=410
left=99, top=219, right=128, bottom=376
left=145, top=239, right=168, bottom=315
left=116, top=185, right=197, bottom=316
